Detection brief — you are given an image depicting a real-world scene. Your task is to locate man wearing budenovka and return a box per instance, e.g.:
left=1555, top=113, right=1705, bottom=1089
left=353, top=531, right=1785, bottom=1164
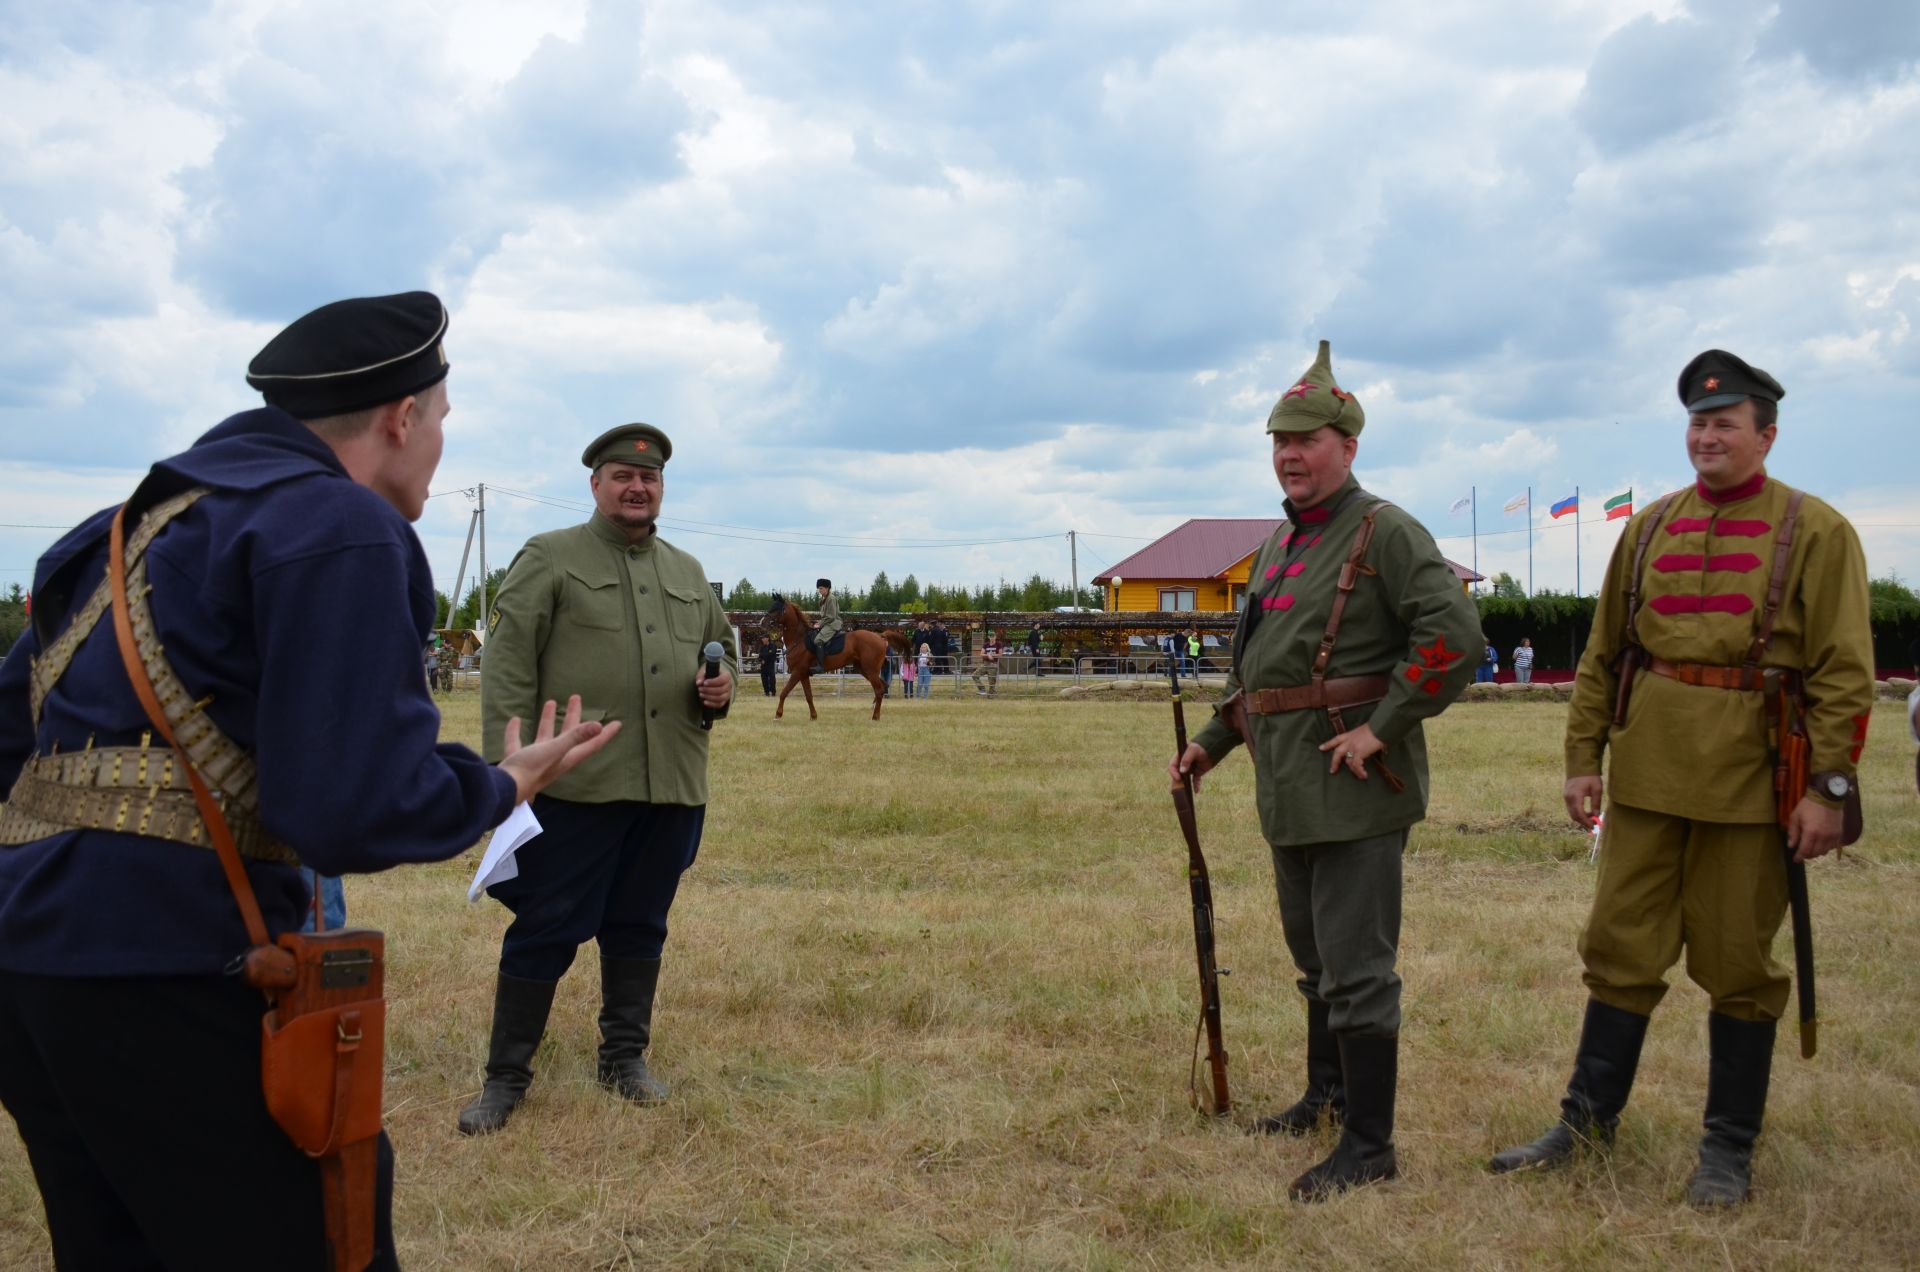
left=463, top=422, right=736, bottom=1135
left=1490, top=351, right=1873, bottom=1207
left=0, top=292, right=611, bottom=1269
left=1171, top=340, right=1481, bottom=1200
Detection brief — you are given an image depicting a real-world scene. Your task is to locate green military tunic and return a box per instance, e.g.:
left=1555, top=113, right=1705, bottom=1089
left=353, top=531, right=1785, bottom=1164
left=1193, top=475, right=1483, bottom=847
left=1567, top=474, right=1875, bottom=819
left=481, top=512, right=737, bottom=806
left=813, top=594, right=844, bottom=651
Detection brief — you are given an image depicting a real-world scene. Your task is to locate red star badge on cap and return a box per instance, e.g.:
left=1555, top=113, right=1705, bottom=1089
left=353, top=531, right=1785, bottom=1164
left=1283, top=381, right=1316, bottom=400
left=634, top=439, right=649, bottom=452
left=1704, top=377, right=1719, bottom=390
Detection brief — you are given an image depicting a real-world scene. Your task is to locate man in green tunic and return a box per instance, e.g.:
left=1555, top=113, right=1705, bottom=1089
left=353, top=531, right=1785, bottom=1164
left=1490, top=351, right=1874, bottom=1207
left=1171, top=341, right=1481, bottom=1199
left=459, top=422, right=737, bottom=1135
left=809, top=578, right=843, bottom=669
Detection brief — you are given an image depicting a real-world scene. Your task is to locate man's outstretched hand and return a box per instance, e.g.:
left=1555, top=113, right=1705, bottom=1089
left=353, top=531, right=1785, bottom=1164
left=498, top=695, right=621, bottom=804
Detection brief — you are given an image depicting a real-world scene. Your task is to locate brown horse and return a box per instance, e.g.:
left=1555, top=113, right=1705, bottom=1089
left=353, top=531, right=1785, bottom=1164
left=766, top=596, right=892, bottom=720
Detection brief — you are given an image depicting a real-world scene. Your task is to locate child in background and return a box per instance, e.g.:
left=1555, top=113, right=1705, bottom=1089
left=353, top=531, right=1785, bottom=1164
left=918, top=643, right=933, bottom=699
left=901, top=646, right=917, bottom=700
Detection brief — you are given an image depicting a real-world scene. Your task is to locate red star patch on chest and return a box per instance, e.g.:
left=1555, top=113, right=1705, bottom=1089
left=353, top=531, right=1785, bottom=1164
left=1283, top=381, right=1317, bottom=400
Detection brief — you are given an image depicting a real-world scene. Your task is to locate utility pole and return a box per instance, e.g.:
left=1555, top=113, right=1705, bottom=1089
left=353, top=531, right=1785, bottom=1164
left=476, top=482, right=488, bottom=638
left=451, top=497, right=478, bottom=627
left=1069, top=530, right=1079, bottom=608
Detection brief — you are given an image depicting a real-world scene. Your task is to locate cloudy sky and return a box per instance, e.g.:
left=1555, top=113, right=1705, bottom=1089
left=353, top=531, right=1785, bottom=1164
left=3, top=0, right=1917, bottom=606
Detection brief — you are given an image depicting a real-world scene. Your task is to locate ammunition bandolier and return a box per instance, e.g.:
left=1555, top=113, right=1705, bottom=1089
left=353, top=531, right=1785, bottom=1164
left=1, top=487, right=295, bottom=865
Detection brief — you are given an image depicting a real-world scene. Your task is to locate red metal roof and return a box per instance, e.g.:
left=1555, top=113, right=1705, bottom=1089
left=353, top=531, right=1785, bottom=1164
left=1093, top=517, right=1483, bottom=583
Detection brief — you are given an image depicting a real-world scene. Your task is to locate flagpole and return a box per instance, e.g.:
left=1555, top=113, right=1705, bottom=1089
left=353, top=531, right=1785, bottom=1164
left=1526, top=486, right=1533, bottom=598
left=1574, top=485, right=1581, bottom=596
left=1471, top=486, right=1478, bottom=591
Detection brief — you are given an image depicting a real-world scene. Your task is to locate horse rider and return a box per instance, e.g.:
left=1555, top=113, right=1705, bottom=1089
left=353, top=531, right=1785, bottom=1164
left=810, top=578, right=843, bottom=669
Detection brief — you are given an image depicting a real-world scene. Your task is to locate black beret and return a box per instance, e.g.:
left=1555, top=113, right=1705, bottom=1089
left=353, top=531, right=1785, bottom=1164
left=1678, top=349, right=1785, bottom=414
left=247, top=291, right=450, bottom=418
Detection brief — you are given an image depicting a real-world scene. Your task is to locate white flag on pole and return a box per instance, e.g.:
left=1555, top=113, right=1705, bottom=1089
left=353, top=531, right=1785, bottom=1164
left=1449, top=496, right=1471, bottom=516
left=1503, top=491, right=1528, bottom=514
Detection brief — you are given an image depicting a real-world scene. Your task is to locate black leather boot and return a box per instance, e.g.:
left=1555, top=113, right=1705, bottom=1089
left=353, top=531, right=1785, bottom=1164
left=1688, top=1013, right=1776, bottom=1208
left=597, top=954, right=668, bottom=1104
left=1289, top=1032, right=1398, bottom=1201
left=456, top=973, right=557, bottom=1136
left=1490, top=998, right=1650, bottom=1173
left=1256, top=998, right=1344, bottom=1136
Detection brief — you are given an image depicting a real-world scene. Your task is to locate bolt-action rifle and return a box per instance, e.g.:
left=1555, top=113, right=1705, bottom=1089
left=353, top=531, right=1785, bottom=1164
left=1166, top=650, right=1230, bottom=1115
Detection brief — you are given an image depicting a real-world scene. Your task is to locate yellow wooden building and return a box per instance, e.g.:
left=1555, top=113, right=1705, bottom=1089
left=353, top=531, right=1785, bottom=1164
left=1094, top=518, right=1480, bottom=612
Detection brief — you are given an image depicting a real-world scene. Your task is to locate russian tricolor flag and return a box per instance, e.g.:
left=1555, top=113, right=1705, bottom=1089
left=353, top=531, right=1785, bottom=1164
left=1550, top=493, right=1578, bottom=519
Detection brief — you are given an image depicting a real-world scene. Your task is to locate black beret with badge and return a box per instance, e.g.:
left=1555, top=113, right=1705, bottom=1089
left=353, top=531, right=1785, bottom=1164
left=246, top=291, right=450, bottom=417
left=1677, top=349, right=1785, bottom=413
left=581, top=423, right=673, bottom=470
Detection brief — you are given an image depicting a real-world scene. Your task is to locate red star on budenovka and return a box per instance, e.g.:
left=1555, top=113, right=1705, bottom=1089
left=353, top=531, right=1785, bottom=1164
left=1282, top=381, right=1316, bottom=400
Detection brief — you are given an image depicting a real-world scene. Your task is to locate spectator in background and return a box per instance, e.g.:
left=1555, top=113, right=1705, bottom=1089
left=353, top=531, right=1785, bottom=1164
left=758, top=634, right=780, bottom=697
left=972, top=630, right=1001, bottom=697
left=1477, top=641, right=1498, bottom=683
left=930, top=620, right=952, bottom=681
left=1187, top=627, right=1203, bottom=678
left=1513, top=638, right=1535, bottom=684
left=1027, top=624, right=1042, bottom=666
left=917, top=643, right=932, bottom=699
left=900, top=644, right=917, bottom=700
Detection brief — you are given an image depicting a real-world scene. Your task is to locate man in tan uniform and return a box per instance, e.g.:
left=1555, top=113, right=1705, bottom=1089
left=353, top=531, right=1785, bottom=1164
left=1491, top=350, right=1874, bottom=1207
left=460, top=422, right=737, bottom=1135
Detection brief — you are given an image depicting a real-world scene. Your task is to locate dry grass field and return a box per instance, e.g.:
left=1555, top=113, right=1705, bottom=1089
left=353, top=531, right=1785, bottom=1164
left=4, top=683, right=1918, bottom=1269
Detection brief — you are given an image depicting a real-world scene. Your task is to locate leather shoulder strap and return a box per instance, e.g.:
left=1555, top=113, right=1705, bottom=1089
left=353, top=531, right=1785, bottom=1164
left=1747, top=486, right=1806, bottom=667
left=1310, top=500, right=1384, bottom=685
left=1623, top=491, right=1682, bottom=650
left=108, top=497, right=272, bottom=950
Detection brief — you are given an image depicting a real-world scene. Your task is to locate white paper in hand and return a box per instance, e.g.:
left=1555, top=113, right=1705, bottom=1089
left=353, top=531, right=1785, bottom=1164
left=468, top=801, right=543, bottom=902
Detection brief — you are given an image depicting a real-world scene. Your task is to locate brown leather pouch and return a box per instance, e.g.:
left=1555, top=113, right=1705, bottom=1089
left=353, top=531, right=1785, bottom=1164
left=261, top=930, right=385, bottom=1157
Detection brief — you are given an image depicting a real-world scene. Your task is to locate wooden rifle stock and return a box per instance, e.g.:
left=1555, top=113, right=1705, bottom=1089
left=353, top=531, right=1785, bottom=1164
left=1166, top=651, right=1230, bottom=1115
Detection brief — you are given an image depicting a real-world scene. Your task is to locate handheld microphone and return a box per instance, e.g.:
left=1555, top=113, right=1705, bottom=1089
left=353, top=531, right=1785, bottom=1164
left=700, top=640, right=724, bottom=730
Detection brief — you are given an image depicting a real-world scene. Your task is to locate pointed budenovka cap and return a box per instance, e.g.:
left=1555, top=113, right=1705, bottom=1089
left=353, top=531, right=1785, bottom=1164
left=1266, top=339, right=1365, bottom=437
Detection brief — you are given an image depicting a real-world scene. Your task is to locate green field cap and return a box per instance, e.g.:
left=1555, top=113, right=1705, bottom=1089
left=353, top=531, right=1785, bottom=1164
left=1678, top=349, right=1785, bottom=414
left=582, top=422, right=672, bottom=470
left=1267, top=340, right=1365, bottom=437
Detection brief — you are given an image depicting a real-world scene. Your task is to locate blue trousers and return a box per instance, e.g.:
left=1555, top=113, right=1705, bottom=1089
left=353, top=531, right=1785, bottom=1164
left=488, top=796, right=705, bottom=981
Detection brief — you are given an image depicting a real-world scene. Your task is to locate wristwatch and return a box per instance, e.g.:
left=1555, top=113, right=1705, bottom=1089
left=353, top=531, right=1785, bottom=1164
left=1809, top=770, right=1854, bottom=800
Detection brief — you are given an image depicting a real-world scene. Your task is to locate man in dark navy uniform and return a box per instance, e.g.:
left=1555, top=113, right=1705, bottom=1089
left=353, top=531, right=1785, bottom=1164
left=0, top=292, right=613, bottom=1270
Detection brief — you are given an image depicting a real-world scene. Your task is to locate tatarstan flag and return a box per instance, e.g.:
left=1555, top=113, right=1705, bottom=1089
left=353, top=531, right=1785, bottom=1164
left=1604, top=490, right=1633, bottom=520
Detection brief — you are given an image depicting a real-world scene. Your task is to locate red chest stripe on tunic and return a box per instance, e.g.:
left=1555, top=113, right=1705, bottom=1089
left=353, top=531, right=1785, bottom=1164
left=1283, top=562, right=1307, bottom=577
left=1651, top=552, right=1764, bottom=574
left=1665, top=517, right=1772, bottom=538
left=1648, top=593, right=1756, bottom=616
left=1265, top=564, right=1280, bottom=581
